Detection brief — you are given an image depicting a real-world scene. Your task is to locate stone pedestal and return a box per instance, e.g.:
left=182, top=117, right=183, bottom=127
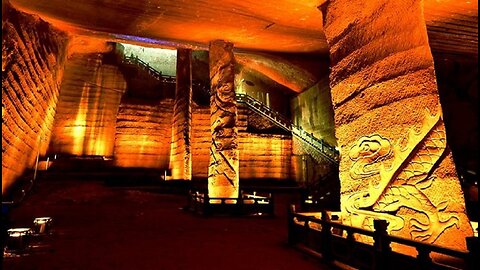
left=208, top=40, right=239, bottom=200
left=171, top=48, right=192, bottom=180
left=320, top=0, right=473, bottom=249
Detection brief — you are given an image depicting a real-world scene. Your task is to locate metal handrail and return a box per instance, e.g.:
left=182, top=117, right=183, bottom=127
left=121, top=56, right=206, bottom=88
left=236, top=93, right=339, bottom=164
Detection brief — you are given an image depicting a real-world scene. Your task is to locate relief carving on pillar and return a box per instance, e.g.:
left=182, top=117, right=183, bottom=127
left=345, top=109, right=459, bottom=243
left=208, top=44, right=238, bottom=196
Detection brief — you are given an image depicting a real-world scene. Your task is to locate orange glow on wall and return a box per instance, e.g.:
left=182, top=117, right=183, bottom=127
left=239, top=134, right=292, bottom=179
left=113, top=99, right=173, bottom=169
left=71, top=83, right=88, bottom=155
left=50, top=54, right=126, bottom=157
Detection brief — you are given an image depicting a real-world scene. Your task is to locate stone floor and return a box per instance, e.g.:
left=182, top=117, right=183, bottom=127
left=3, top=178, right=333, bottom=270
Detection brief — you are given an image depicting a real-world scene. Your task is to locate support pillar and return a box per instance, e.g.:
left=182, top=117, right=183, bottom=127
left=170, top=48, right=192, bottom=180
left=208, top=40, right=239, bottom=201
left=319, top=0, right=472, bottom=250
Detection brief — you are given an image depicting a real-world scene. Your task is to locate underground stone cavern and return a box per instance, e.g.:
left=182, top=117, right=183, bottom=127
left=2, top=0, right=478, bottom=269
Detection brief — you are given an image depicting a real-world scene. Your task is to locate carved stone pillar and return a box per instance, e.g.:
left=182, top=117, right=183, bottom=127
left=208, top=40, right=239, bottom=200
left=171, top=48, right=192, bottom=180
left=319, top=0, right=472, bottom=250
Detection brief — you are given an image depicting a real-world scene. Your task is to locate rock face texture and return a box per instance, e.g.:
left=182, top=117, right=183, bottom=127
left=50, top=53, right=126, bottom=156
left=2, top=6, right=68, bottom=194
left=291, top=77, right=336, bottom=147
left=114, top=99, right=173, bottom=169
left=208, top=40, right=238, bottom=199
left=191, top=105, right=211, bottom=179
left=170, top=49, right=192, bottom=180
left=239, top=134, right=293, bottom=180
left=320, top=0, right=473, bottom=249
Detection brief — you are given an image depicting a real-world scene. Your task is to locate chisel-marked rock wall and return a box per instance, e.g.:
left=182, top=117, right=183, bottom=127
left=49, top=53, right=126, bottom=157
left=2, top=6, right=68, bottom=194
left=114, top=98, right=173, bottom=169
left=320, top=0, right=472, bottom=251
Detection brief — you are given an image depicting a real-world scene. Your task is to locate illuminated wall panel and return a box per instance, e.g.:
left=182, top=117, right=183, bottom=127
left=191, top=106, right=211, bottom=178
left=239, top=134, right=292, bottom=179
left=2, top=7, right=68, bottom=194
left=50, top=53, right=126, bottom=157
left=320, top=0, right=473, bottom=250
left=291, top=77, right=336, bottom=147
left=114, top=99, right=173, bottom=169
left=170, top=48, right=192, bottom=180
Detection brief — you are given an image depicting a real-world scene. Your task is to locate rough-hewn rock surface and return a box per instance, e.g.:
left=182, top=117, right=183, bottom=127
left=239, top=134, right=293, bottom=179
left=114, top=98, right=173, bottom=169
left=321, top=0, right=472, bottom=250
left=291, top=77, right=336, bottom=147
left=190, top=105, right=210, bottom=178
left=170, top=49, right=192, bottom=180
left=49, top=53, right=126, bottom=156
left=2, top=6, right=68, bottom=194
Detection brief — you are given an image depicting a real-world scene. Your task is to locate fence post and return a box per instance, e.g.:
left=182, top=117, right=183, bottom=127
left=287, top=204, right=297, bottom=245
left=467, top=236, right=479, bottom=270
left=203, top=193, right=210, bottom=216
left=321, top=210, right=333, bottom=262
left=416, top=246, right=432, bottom=269
left=373, top=219, right=391, bottom=270
left=237, top=190, right=243, bottom=216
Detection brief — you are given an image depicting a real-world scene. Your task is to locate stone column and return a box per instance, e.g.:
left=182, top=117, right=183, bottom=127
left=319, top=0, right=472, bottom=250
left=208, top=40, right=239, bottom=200
left=170, top=48, right=192, bottom=180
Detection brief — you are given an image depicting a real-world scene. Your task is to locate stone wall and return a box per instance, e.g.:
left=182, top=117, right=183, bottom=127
left=114, top=98, right=173, bottom=169
left=49, top=53, right=126, bottom=157
left=291, top=77, right=336, bottom=147
left=290, top=77, right=337, bottom=186
left=191, top=105, right=211, bottom=178
left=2, top=6, right=68, bottom=194
left=239, top=134, right=293, bottom=179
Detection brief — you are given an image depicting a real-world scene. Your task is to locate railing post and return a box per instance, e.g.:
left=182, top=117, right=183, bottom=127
left=416, top=246, right=432, bottom=270
left=320, top=210, right=333, bottom=262
left=287, top=204, right=298, bottom=245
left=373, top=219, right=391, bottom=270
left=467, top=236, right=479, bottom=270
left=203, top=193, right=210, bottom=216
left=237, top=190, right=243, bottom=216
left=346, top=229, right=355, bottom=262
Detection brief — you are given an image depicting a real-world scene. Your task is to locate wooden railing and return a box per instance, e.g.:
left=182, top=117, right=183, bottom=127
left=186, top=189, right=274, bottom=216
left=288, top=206, right=478, bottom=270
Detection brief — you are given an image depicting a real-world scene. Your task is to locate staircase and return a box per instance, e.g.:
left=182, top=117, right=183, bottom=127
left=121, top=55, right=208, bottom=90
left=236, top=93, right=339, bottom=164
left=118, top=55, right=339, bottom=164
left=121, top=56, right=176, bottom=84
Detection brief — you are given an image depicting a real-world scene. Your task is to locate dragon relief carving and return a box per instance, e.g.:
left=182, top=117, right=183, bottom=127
left=345, top=109, right=459, bottom=243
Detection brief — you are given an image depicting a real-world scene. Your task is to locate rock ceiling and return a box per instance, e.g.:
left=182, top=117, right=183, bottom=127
left=9, top=0, right=478, bottom=92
